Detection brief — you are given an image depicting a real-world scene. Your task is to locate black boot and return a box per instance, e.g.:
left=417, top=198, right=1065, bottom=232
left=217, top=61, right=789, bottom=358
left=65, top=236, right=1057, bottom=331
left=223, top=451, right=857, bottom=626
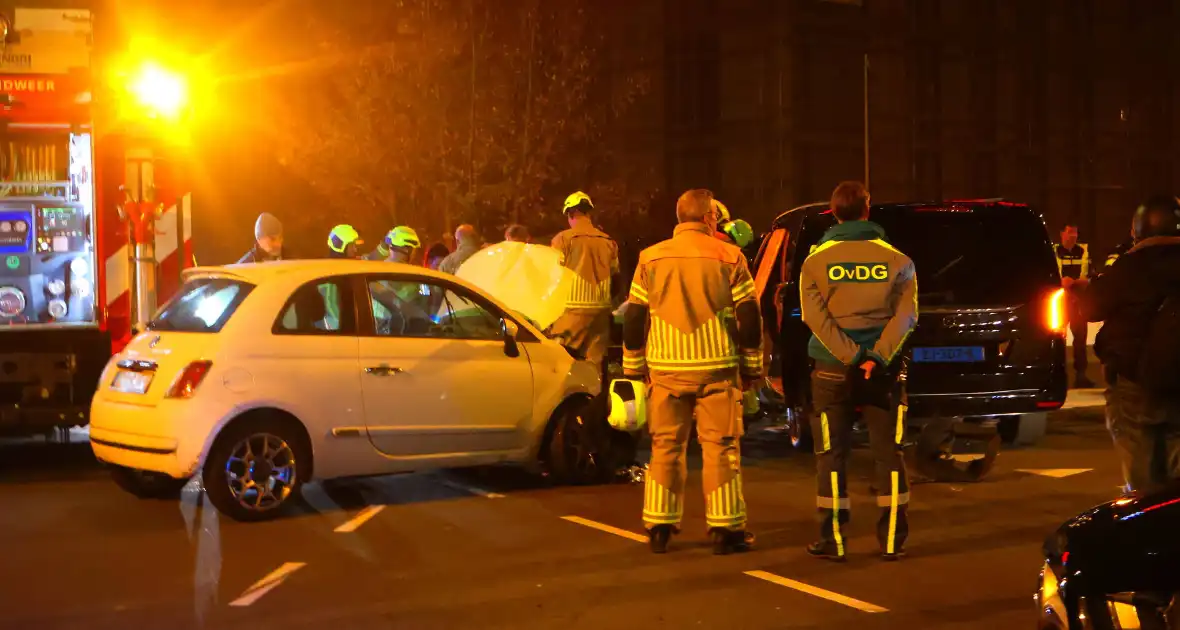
left=806, top=540, right=846, bottom=562
left=710, top=528, right=755, bottom=555
left=1075, top=372, right=1096, bottom=389
left=649, top=524, right=674, bottom=554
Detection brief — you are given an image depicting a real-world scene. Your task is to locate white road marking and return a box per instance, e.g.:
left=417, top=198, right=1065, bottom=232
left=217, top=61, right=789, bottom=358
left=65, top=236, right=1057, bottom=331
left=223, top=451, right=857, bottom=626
left=744, top=570, right=889, bottom=613
left=560, top=515, right=649, bottom=544
left=1017, top=468, right=1094, bottom=478
left=434, top=476, right=506, bottom=499
left=334, top=505, right=387, bottom=533
left=229, top=562, right=306, bottom=607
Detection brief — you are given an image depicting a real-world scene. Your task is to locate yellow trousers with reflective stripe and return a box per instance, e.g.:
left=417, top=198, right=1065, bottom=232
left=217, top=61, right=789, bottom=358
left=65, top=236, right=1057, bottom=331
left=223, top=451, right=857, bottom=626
left=550, top=309, right=613, bottom=368
left=643, top=371, right=746, bottom=531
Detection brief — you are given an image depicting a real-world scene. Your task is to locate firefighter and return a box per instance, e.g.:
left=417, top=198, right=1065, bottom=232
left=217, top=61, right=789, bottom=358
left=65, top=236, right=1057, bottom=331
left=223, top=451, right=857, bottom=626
left=623, top=188, right=763, bottom=555
left=799, top=181, right=916, bottom=562
left=1086, top=196, right=1180, bottom=495
left=238, top=212, right=286, bottom=263
left=365, top=226, right=421, bottom=263
left=1055, top=222, right=1095, bottom=388
left=551, top=191, right=619, bottom=370
left=327, top=224, right=363, bottom=259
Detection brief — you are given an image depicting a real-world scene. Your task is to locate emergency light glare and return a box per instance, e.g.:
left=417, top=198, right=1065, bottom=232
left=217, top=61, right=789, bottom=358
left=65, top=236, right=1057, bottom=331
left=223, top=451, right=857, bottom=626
left=128, top=62, right=187, bottom=119
left=1046, top=287, right=1066, bottom=334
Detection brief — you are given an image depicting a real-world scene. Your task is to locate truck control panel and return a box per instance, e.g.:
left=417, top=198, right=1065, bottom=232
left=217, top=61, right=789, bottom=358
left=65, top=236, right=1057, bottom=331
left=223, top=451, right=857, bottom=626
left=0, top=199, right=95, bottom=325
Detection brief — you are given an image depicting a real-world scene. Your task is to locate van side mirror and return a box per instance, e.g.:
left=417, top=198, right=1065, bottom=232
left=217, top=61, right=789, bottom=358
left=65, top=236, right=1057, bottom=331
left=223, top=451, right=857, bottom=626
left=502, top=319, right=520, bottom=358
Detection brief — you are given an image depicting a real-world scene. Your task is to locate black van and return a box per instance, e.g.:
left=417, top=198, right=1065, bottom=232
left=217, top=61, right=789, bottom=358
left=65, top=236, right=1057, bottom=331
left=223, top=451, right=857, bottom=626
left=752, top=199, right=1068, bottom=448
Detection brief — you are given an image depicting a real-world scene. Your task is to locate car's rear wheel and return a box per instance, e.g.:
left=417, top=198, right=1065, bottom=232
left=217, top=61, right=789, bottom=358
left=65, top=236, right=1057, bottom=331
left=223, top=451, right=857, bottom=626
left=786, top=406, right=813, bottom=451
left=547, top=396, right=620, bottom=485
left=109, top=466, right=189, bottom=499
left=998, top=412, right=1048, bottom=446
left=202, top=417, right=309, bottom=522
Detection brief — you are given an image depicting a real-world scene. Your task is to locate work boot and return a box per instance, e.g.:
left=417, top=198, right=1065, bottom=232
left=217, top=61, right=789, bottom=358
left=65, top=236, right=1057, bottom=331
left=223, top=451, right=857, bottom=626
left=806, top=540, right=847, bottom=562
left=648, top=525, right=674, bottom=554
left=710, top=528, right=755, bottom=555
left=1075, top=373, right=1096, bottom=389
left=881, top=547, right=906, bottom=561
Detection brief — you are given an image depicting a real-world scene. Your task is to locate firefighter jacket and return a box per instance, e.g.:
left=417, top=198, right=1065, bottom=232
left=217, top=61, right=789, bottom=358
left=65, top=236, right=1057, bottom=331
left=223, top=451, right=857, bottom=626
left=800, top=220, right=917, bottom=367
left=551, top=220, right=619, bottom=312
left=1054, top=243, right=1091, bottom=280
left=622, top=222, right=763, bottom=378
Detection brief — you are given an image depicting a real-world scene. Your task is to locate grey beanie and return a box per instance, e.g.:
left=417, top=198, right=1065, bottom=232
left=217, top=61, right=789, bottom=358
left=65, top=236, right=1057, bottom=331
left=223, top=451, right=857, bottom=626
left=254, top=213, right=283, bottom=240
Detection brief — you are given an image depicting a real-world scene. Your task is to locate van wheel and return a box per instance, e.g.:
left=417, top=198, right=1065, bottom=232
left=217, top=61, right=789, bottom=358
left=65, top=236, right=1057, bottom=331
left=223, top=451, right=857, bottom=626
left=786, top=406, right=813, bottom=451
left=202, top=417, right=309, bottom=522
left=998, top=413, right=1048, bottom=446
left=110, top=466, right=189, bottom=499
left=547, top=397, right=616, bottom=485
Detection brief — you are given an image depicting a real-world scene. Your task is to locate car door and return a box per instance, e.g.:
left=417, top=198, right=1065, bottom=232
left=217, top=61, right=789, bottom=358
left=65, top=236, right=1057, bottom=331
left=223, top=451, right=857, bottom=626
left=356, top=274, right=534, bottom=461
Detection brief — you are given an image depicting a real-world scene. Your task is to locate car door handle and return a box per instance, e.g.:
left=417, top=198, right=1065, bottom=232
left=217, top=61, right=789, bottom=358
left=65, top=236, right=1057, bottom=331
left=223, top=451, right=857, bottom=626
left=365, top=366, right=404, bottom=376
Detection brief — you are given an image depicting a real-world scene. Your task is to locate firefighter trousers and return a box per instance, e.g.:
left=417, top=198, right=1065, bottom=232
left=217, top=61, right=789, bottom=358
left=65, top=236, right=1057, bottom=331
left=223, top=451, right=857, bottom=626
left=643, top=371, right=747, bottom=532
left=1105, top=376, right=1180, bottom=495
left=550, top=309, right=613, bottom=368
left=810, top=361, right=910, bottom=555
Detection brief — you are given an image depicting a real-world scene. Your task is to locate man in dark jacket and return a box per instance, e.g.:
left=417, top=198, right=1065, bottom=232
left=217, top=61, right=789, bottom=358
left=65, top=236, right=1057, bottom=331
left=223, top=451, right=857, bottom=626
left=1086, top=195, right=1180, bottom=495
left=237, top=213, right=287, bottom=263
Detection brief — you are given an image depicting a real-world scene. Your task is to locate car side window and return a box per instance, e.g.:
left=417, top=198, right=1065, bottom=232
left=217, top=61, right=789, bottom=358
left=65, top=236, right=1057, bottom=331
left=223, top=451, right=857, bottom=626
left=274, top=277, right=354, bottom=335
left=791, top=214, right=837, bottom=280
left=367, top=279, right=504, bottom=341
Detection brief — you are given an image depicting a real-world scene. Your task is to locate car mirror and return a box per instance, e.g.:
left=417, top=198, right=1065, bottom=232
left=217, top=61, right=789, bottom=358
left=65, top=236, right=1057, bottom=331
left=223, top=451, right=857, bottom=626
left=501, top=318, right=520, bottom=358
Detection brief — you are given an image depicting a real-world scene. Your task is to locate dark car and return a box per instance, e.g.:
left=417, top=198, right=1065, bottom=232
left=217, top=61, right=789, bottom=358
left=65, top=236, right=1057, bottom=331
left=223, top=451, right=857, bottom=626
left=752, top=199, right=1068, bottom=448
left=1038, top=486, right=1180, bottom=629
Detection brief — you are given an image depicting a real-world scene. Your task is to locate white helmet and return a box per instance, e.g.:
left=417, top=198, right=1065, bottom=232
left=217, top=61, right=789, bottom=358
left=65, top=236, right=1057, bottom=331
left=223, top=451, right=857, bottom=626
left=607, top=379, right=647, bottom=432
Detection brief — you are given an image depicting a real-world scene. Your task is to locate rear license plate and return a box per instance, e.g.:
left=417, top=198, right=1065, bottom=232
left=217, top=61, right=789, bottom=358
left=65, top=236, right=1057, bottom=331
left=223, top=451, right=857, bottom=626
left=111, top=370, right=153, bottom=394
left=913, top=346, right=985, bottom=363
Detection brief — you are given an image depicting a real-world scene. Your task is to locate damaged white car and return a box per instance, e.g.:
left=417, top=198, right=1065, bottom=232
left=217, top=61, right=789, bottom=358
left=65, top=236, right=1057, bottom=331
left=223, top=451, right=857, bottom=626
left=89, top=259, right=609, bottom=521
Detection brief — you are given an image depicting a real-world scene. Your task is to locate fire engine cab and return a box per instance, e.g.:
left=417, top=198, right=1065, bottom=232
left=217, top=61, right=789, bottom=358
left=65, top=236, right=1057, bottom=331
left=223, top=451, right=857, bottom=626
left=0, top=7, right=195, bottom=435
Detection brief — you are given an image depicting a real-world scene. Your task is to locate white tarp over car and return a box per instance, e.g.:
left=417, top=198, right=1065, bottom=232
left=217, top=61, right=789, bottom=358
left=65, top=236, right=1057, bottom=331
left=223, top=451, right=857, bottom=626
left=456, top=242, right=573, bottom=329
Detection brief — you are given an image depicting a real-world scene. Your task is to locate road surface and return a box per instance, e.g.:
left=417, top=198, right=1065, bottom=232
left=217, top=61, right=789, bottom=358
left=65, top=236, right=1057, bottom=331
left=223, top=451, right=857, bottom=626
left=0, top=405, right=1116, bottom=629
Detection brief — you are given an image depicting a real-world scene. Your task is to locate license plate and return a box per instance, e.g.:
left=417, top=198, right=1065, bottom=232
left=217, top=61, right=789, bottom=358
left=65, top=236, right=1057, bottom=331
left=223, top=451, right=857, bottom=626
left=111, top=370, right=153, bottom=394
left=913, top=346, right=985, bottom=363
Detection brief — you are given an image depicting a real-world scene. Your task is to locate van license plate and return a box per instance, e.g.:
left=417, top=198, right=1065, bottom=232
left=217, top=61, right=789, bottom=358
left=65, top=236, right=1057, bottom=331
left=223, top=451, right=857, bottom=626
left=913, top=346, right=985, bottom=363
left=112, top=370, right=153, bottom=394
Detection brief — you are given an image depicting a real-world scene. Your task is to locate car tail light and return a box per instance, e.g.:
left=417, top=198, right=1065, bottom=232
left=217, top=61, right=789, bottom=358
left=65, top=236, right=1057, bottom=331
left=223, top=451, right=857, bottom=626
left=1045, top=288, right=1066, bottom=334
left=166, top=361, right=212, bottom=398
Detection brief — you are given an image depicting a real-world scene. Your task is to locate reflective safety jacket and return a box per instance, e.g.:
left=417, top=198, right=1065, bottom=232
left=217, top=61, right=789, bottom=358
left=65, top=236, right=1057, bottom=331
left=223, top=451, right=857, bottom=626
left=1054, top=243, right=1090, bottom=280
left=551, top=220, right=619, bottom=312
left=623, top=222, right=763, bottom=378
left=800, top=220, right=917, bottom=367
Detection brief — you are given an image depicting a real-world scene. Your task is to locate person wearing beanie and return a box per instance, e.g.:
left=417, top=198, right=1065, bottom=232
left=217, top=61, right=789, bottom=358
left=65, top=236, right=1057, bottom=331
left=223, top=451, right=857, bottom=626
left=237, top=213, right=287, bottom=264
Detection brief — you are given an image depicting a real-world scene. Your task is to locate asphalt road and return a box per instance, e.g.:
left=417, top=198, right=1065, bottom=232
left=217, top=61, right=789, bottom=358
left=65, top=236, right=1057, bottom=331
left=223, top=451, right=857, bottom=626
left=0, top=404, right=1119, bottom=630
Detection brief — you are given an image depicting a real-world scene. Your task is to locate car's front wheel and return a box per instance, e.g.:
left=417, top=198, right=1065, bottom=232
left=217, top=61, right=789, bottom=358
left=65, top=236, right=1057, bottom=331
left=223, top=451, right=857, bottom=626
left=109, top=466, right=189, bottom=499
left=547, top=396, right=622, bottom=485
left=202, top=417, right=310, bottom=522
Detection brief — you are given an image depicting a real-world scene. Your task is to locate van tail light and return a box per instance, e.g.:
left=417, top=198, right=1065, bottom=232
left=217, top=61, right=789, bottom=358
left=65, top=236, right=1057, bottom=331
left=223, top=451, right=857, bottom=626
left=167, top=361, right=213, bottom=399
left=1045, top=288, right=1066, bottom=334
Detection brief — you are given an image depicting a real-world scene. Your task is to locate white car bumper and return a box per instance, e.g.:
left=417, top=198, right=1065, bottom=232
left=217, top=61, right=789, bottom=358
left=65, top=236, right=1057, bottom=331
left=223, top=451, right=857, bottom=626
left=89, top=400, right=201, bottom=479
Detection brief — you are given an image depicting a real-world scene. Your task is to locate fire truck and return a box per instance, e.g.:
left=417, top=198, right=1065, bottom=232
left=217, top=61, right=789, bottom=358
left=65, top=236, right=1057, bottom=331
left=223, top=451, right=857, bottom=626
left=0, top=7, right=195, bottom=436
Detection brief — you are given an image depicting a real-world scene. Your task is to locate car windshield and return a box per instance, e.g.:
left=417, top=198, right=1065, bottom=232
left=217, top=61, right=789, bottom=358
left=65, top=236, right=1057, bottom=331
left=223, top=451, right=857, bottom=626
left=149, top=277, right=255, bottom=333
left=799, top=206, right=1057, bottom=306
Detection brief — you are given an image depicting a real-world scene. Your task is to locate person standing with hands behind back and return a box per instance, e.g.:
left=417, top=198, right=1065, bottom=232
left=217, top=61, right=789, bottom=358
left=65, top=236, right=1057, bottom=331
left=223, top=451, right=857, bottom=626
left=800, top=181, right=917, bottom=562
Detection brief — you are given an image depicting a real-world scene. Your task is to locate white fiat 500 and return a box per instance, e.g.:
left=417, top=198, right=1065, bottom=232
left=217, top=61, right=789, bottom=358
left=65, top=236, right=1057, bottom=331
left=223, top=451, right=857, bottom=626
left=89, top=260, right=604, bottom=521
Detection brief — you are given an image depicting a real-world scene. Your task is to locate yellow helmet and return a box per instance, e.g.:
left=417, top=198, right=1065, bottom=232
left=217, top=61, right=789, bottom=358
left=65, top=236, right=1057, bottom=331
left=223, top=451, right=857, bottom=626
left=607, top=379, right=647, bottom=432
left=563, top=191, right=594, bottom=214
left=713, top=199, right=731, bottom=223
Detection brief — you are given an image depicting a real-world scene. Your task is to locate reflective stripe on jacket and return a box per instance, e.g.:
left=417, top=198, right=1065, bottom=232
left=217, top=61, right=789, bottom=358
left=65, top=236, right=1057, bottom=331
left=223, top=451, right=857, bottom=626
left=551, top=221, right=619, bottom=311
left=1055, top=243, right=1090, bottom=279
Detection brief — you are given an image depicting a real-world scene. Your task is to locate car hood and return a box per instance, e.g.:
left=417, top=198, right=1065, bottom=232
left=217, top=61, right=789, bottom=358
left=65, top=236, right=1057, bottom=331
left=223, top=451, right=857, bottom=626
left=455, top=242, right=576, bottom=330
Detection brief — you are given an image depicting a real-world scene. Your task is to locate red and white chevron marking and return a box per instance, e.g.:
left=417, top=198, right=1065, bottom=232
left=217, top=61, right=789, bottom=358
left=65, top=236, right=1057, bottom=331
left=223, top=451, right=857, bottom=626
left=103, top=192, right=193, bottom=314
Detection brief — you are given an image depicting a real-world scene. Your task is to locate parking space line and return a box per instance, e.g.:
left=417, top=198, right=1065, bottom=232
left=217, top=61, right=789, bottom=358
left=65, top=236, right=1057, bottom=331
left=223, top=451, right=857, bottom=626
left=229, top=562, right=306, bottom=607
left=434, top=476, right=506, bottom=499
left=561, top=515, right=648, bottom=543
left=744, top=570, right=888, bottom=613
left=334, top=505, right=386, bottom=533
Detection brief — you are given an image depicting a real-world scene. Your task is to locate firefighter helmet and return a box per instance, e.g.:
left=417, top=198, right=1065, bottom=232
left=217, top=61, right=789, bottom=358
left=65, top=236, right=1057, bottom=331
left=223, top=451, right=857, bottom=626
left=386, top=225, right=421, bottom=250
left=607, top=378, right=647, bottom=432
left=713, top=199, right=731, bottom=223
left=563, top=191, right=594, bottom=214
left=328, top=224, right=362, bottom=255
left=1132, top=195, right=1180, bottom=241
left=723, top=219, right=755, bottom=249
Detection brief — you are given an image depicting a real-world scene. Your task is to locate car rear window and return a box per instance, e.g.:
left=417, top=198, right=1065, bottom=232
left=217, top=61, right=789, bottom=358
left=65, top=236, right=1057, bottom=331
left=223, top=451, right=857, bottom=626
left=798, top=206, right=1058, bottom=306
left=149, top=277, right=255, bottom=333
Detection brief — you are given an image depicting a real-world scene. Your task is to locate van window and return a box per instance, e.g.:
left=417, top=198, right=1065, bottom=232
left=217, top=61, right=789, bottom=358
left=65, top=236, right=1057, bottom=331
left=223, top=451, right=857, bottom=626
left=794, top=206, right=1057, bottom=306
left=149, top=277, right=254, bottom=333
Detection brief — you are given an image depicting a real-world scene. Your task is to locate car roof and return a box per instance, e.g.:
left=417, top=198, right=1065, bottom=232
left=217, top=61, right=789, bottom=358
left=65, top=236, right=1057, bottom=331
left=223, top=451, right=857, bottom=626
left=770, top=198, right=1032, bottom=229
left=184, top=259, right=450, bottom=285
